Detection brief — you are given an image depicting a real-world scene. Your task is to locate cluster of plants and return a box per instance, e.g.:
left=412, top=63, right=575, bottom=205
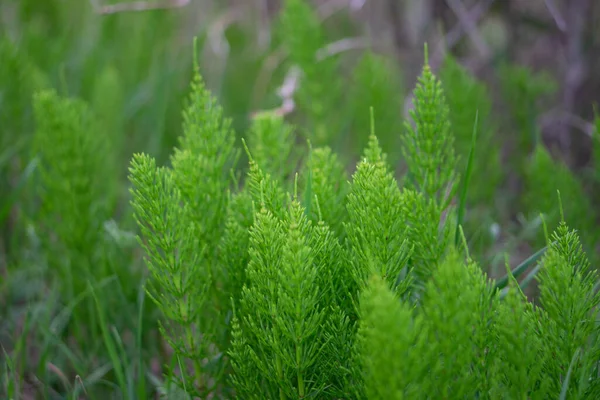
left=124, top=42, right=600, bottom=397
left=3, top=0, right=600, bottom=399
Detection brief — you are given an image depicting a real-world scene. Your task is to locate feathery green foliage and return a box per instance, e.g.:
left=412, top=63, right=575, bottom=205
left=536, top=221, right=600, bottom=397
left=32, top=89, right=117, bottom=302
left=170, top=53, right=239, bottom=244
left=491, top=267, right=549, bottom=398
left=402, top=48, right=459, bottom=210
left=5, top=2, right=600, bottom=397
left=128, top=54, right=242, bottom=395
left=247, top=112, right=296, bottom=183
left=230, top=197, right=331, bottom=398
left=345, top=134, right=412, bottom=293
left=128, top=46, right=600, bottom=398
left=356, top=274, right=426, bottom=399
left=129, top=153, right=215, bottom=397
left=301, top=145, right=349, bottom=237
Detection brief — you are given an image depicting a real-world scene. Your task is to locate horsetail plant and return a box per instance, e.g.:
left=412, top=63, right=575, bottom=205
left=129, top=154, right=214, bottom=396
left=126, top=32, right=600, bottom=398
left=129, top=45, right=239, bottom=395
left=32, top=89, right=121, bottom=340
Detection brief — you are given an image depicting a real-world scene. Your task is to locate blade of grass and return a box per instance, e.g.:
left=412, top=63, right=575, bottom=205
left=494, top=244, right=549, bottom=291
left=49, top=275, right=117, bottom=335
left=72, top=363, right=112, bottom=399
left=0, top=157, right=38, bottom=225
left=136, top=277, right=147, bottom=400
left=111, top=325, right=134, bottom=399
left=89, top=281, right=129, bottom=398
left=14, top=307, right=32, bottom=396
left=560, top=348, right=581, bottom=400
left=516, top=263, right=542, bottom=292
left=499, top=263, right=542, bottom=300
left=455, top=110, right=478, bottom=247
left=0, top=137, right=27, bottom=168
left=2, top=347, right=17, bottom=399
left=303, top=142, right=313, bottom=218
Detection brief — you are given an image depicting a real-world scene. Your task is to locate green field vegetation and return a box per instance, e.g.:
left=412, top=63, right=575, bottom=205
left=2, top=0, right=600, bottom=399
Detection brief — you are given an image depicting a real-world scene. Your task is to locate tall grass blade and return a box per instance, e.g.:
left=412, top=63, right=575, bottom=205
left=89, top=282, right=129, bottom=398
left=494, top=244, right=549, bottom=290
left=455, top=111, right=478, bottom=247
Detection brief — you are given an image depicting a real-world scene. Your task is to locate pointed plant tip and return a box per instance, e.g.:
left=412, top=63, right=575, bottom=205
left=294, top=172, right=299, bottom=199
left=306, top=138, right=313, bottom=154
left=556, top=190, right=565, bottom=223
left=240, top=138, right=253, bottom=161
left=192, top=36, right=199, bottom=70
left=369, top=106, right=376, bottom=137
left=423, top=42, right=429, bottom=65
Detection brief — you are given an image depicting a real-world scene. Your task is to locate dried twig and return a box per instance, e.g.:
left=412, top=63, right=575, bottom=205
left=430, top=0, right=495, bottom=69
left=443, top=0, right=495, bottom=50
left=257, top=0, right=274, bottom=50
left=251, top=65, right=299, bottom=119
left=251, top=35, right=370, bottom=118
left=315, top=37, right=371, bottom=61
left=445, top=0, right=491, bottom=59
left=251, top=47, right=289, bottom=110
left=538, top=109, right=595, bottom=138
left=199, top=6, right=247, bottom=93
left=553, top=0, right=591, bottom=149
left=319, top=0, right=366, bottom=19
left=543, top=0, right=567, bottom=33
left=90, top=0, right=190, bottom=15
left=206, top=6, right=246, bottom=56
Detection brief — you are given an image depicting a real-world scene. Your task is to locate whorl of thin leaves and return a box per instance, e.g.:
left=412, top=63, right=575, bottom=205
left=33, top=90, right=113, bottom=249
left=170, top=59, right=239, bottom=246
left=274, top=200, right=329, bottom=397
left=247, top=111, right=295, bottom=183
left=418, top=250, right=494, bottom=398
left=492, top=272, right=549, bottom=398
left=345, top=134, right=412, bottom=293
left=229, top=205, right=285, bottom=398
left=119, top=41, right=600, bottom=400
left=536, top=221, right=600, bottom=396
left=400, top=188, right=451, bottom=286
left=402, top=51, right=459, bottom=208
left=218, top=189, right=254, bottom=308
left=32, top=89, right=116, bottom=304
left=245, top=155, right=288, bottom=220
left=309, top=218, right=353, bottom=313
left=128, top=153, right=212, bottom=396
left=230, top=198, right=335, bottom=398
left=228, top=311, right=263, bottom=400
left=302, top=146, right=349, bottom=237
left=357, top=274, right=427, bottom=399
